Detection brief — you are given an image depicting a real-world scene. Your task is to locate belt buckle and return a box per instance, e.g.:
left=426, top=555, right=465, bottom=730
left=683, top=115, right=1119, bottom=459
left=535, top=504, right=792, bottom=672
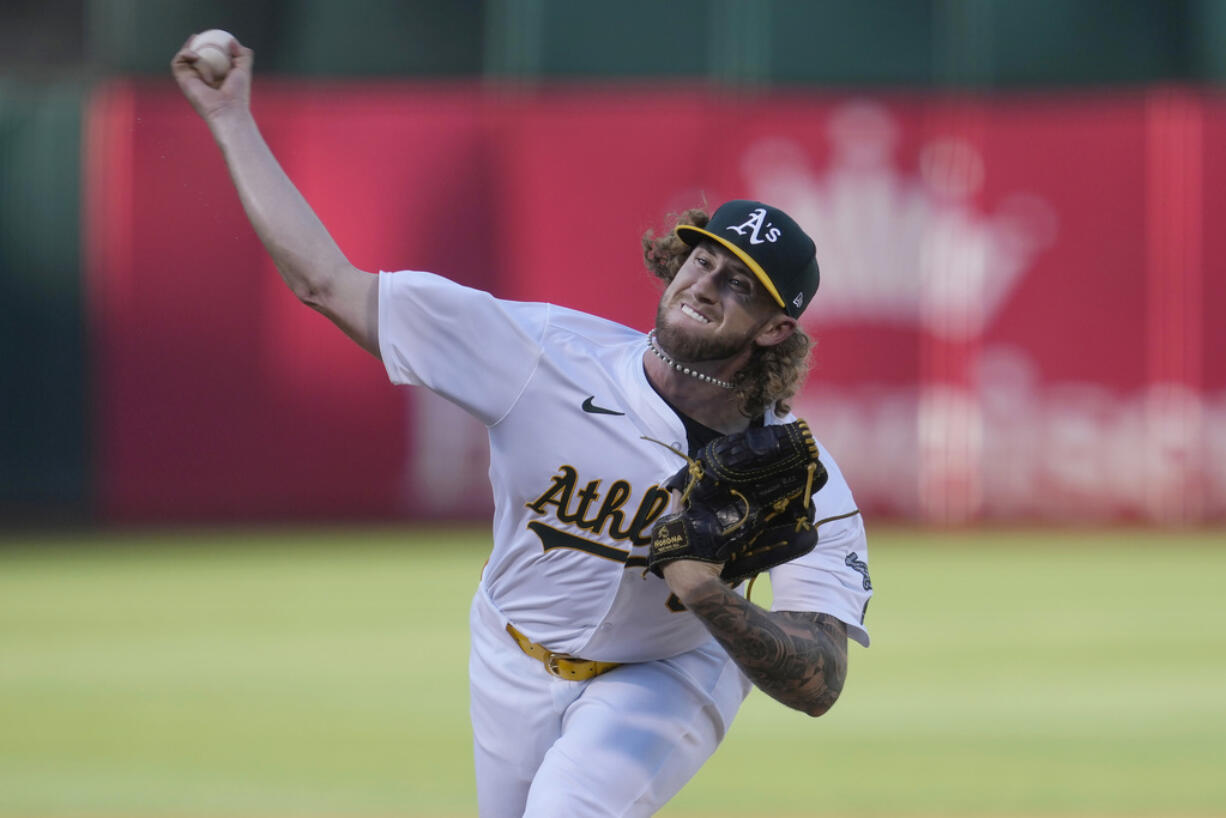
left=544, top=652, right=568, bottom=678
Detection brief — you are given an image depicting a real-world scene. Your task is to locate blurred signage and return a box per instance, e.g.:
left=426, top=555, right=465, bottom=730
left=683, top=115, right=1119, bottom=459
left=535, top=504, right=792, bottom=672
left=86, top=83, right=1225, bottom=524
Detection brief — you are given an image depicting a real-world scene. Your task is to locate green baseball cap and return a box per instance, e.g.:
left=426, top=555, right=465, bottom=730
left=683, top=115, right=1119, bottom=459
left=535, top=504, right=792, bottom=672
left=675, top=200, right=820, bottom=318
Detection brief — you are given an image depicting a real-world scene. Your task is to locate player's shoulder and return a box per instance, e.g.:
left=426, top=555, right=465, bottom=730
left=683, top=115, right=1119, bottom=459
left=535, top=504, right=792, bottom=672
left=381, top=271, right=640, bottom=349
left=495, top=297, right=645, bottom=372
left=541, top=302, right=642, bottom=345
left=811, top=441, right=856, bottom=523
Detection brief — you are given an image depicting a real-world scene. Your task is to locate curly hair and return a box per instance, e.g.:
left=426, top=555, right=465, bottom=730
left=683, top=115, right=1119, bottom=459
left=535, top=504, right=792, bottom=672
left=641, top=208, right=813, bottom=419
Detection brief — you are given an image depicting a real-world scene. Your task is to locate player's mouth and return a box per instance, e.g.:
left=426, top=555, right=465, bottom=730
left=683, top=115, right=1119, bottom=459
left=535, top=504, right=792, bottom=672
left=679, top=303, right=712, bottom=325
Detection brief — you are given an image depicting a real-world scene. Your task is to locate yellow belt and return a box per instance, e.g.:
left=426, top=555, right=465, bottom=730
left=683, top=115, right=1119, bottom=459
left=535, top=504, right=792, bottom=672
left=505, top=623, right=622, bottom=681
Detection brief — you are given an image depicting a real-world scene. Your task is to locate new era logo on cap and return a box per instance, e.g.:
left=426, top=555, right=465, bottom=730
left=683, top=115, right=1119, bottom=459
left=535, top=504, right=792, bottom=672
left=675, top=200, right=820, bottom=319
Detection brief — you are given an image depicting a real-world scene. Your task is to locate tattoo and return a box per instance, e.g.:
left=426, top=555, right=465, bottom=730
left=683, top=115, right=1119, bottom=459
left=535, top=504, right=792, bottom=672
left=685, top=582, right=848, bottom=716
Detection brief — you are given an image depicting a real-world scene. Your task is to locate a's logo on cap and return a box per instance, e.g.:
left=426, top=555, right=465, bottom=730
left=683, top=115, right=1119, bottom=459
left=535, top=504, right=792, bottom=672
left=792, top=292, right=805, bottom=310
left=726, top=207, right=782, bottom=246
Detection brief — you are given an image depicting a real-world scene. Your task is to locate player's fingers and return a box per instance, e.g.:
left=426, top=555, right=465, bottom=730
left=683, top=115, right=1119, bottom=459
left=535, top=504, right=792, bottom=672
left=172, top=56, right=221, bottom=93
left=214, top=45, right=253, bottom=97
left=170, top=34, right=201, bottom=70
left=229, top=42, right=255, bottom=72
left=171, top=54, right=208, bottom=91
left=190, top=55, right=218, bottom=86
left=171, top=48, right=212, bottom=87
left=170, top=49, right=195, bottom=75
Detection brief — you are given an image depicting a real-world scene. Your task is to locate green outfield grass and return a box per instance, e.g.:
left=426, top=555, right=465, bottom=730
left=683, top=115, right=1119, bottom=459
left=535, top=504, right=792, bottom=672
left=1, top=526, right=1224, bottom=817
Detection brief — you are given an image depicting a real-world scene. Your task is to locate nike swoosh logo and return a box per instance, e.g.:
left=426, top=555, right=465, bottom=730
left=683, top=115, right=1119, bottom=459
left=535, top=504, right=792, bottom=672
left=582, top=396, right=625, bottom=416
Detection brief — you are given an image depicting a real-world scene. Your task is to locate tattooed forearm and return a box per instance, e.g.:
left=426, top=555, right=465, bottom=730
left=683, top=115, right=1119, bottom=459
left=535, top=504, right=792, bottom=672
left=685, top=580, right=848, bottom=716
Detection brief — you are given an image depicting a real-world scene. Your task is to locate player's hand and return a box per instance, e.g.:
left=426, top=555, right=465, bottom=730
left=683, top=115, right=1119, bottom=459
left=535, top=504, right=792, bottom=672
left=170, top=34, right=254, bottom=123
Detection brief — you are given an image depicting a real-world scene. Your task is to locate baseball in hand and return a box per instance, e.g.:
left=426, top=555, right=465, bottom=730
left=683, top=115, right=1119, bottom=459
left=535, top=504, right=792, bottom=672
left=189, top=29, right=236, bottom=82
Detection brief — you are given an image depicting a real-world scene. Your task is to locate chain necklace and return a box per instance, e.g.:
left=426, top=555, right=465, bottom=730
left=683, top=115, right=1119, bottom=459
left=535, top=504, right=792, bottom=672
left=646, top=330, right=735, bottom=390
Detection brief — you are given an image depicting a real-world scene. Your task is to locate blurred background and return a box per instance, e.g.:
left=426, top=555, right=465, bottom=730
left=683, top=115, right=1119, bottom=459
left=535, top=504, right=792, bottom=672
left=1, top=0, right=1223, bottom=527
left=2, top=1, right=1225, bottom=816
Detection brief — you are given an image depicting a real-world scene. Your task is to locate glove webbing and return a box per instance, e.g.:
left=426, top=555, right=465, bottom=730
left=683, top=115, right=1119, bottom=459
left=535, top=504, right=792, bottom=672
left=642, top=434, right=816, bottom=535
left=770, top=461, right=820, bottom=513
left=640, top=435, right=700, bottom=499
left=641, top=436, right=751, bottom=534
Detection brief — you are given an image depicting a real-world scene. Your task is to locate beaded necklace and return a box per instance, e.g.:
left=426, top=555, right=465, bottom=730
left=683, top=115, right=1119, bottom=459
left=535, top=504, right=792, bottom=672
left=646, top=330, right=735, bottom=390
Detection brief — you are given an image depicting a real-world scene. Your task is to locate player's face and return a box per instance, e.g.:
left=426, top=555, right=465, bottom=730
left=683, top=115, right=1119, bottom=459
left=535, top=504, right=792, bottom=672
left=654, top=241, right=787, bottom=362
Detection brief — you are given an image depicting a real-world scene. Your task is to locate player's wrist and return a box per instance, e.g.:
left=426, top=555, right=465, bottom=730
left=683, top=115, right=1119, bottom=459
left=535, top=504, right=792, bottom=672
left=205, top=101, right=254, bottom=135
left=660, top=560, right=724, bottom=602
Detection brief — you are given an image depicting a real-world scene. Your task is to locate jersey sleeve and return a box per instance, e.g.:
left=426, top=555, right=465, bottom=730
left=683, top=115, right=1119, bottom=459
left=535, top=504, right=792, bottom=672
left=768, top=510, right=872, bottom=647
left=377, top=270, right=548, bottom=425
left=763, top=431, right=873, bottom=648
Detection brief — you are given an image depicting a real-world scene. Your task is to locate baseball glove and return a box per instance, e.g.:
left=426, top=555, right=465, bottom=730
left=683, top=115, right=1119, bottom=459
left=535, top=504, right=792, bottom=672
left=647, top=419, right=828, bottom=584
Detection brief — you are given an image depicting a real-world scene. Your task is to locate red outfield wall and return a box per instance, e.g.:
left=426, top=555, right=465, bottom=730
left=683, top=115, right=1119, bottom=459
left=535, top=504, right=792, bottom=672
left=85, top=82, right=1226, bottom=524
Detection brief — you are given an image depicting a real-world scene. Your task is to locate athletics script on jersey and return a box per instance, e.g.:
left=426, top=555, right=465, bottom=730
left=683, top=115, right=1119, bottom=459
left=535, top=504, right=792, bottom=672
left=524, top=466, right=672, bottom=567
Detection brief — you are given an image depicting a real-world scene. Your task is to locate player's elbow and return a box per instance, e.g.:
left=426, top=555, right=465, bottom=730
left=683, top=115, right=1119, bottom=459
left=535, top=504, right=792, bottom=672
left=285, top=265, right=331, bottom=309
left=764, top=674, right=845, bottom=717
left=286, top=261, right=351, bottom=310
left=801, top=688, right=841, bottom=718
left=766, top=685, right=841, bottom=718
left=799, top=664, right=846, bottom=718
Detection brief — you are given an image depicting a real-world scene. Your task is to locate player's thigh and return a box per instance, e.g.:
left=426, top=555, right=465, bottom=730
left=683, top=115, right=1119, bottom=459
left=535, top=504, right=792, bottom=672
left=469, top=592, right=579, bottom=818
left=522, top=643, right=751, bottom=818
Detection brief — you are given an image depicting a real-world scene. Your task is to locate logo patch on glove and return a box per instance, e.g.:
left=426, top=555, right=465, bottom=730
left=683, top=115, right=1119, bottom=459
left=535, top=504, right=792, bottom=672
left=651, top=520, right=689, bottom=555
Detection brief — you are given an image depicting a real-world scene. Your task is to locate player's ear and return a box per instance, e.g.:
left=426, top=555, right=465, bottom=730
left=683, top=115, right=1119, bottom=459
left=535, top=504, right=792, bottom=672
left=754, top=314, right=796, bottom=348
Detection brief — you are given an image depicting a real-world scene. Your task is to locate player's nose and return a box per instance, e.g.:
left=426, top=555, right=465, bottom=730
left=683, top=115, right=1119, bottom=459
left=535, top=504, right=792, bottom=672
left=689, top=270, right=720, bottom=303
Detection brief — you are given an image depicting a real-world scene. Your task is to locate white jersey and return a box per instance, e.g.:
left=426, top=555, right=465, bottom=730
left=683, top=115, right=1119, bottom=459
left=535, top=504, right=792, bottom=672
left=378, top=270, right=872, bottom=662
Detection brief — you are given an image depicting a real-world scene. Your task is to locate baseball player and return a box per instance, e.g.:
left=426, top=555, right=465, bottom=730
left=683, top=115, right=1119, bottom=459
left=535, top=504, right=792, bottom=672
left=173, top=35, right=871, bottom=818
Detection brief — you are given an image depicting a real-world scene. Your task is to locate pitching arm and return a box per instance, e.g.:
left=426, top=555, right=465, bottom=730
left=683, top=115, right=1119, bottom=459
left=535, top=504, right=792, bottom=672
left=661, top=561, right=848, bottom=717
left=170, top=35, right=379, bottom=357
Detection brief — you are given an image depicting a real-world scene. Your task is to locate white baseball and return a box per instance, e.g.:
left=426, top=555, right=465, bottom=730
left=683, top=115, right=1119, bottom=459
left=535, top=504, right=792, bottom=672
left=189, top=29, right=236, bottom=82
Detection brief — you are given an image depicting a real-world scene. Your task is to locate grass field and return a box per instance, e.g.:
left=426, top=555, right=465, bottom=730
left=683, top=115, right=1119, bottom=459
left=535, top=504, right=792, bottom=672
left=1, top=526, right=1224, bottom=817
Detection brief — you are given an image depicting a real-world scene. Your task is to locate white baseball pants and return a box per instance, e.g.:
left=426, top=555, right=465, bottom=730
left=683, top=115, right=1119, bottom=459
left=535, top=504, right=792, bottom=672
left=468, top=588, right=751, bottom=818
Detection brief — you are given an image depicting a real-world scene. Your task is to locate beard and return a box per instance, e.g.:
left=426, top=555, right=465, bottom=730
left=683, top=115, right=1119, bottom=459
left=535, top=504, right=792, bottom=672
left=653, top=301, right=756, bottom=362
